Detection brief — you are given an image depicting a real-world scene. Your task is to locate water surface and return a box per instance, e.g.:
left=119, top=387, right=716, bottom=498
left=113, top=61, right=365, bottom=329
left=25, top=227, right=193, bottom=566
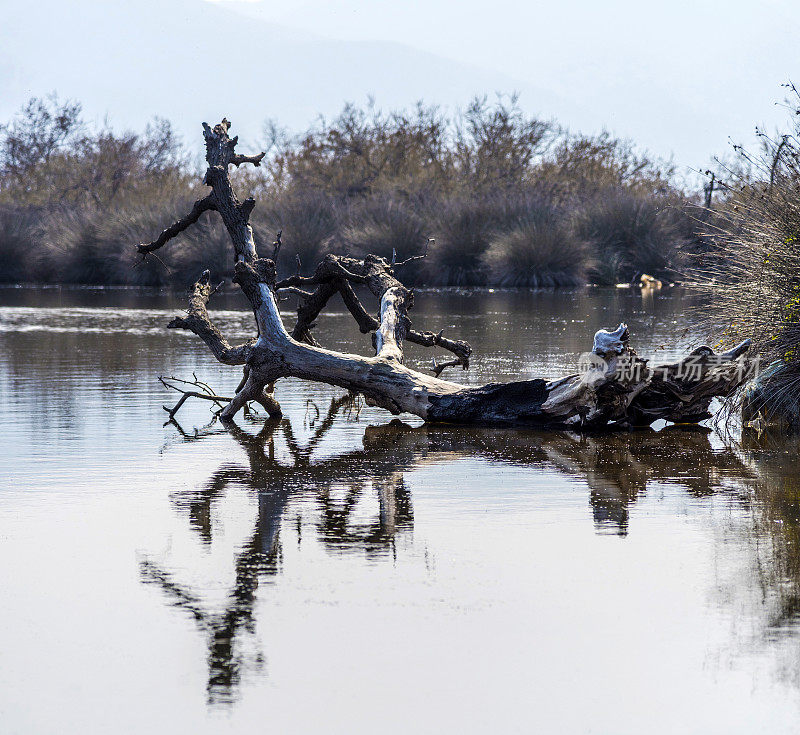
left=2, top=286, right=799, bottom=734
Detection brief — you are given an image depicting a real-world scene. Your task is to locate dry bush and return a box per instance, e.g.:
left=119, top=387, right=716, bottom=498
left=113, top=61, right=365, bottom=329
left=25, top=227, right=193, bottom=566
left=0, top=94, right=695, bottom=289
left=693, top=85, right=800, bottom=430
left=256, top=188, right=339, bottom=272
left=337, top=195, right=428, bottom=263
left=0, top=205, right=41, bottom=282
left=576, top=190, right=688, bottom=284
left=421, top=195, right=507, bottom=286
left=483, top=202, right=592, bottom=287
left=702, top=154, right=800, bottom=426
left=32, top=199, right=229, bottom=287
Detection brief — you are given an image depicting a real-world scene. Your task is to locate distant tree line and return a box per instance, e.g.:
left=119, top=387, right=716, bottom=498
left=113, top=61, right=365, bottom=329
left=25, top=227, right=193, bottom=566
left=0, top=93, right=704, bottom=287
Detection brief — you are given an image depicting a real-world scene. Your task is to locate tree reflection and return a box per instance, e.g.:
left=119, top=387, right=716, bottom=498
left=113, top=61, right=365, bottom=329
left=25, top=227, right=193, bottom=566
left=539, top=425, right=751, bottom=535
left=140, top=396, right=415, bottom=704
left=140, top=403, right=800, bottom=704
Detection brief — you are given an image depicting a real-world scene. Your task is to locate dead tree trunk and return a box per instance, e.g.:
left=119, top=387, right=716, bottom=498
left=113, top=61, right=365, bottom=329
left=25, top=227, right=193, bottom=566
left=140, top=119, right=750, bottom=429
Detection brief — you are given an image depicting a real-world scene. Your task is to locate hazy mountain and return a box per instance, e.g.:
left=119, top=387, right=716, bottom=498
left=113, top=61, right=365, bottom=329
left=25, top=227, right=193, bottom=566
left=0, top=0, right=578, bottom=155
left=2, top=0, right=795, bottom=172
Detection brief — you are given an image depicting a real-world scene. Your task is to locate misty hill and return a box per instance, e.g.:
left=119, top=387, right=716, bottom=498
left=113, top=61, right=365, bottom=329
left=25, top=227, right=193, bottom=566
left=0, top=0, right=575, bottom=152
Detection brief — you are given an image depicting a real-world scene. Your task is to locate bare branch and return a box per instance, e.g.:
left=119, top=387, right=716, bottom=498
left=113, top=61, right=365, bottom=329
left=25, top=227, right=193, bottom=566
left=272, top=230, right=282, bottom=261
left=291, top=280, right=339, bottom=345
left=395, top=237, right=434, bottom=267
left=168, top=270, right=254, bottom=365
left=230, top=151, right=266, bottom=167
left=431, top=357, right=463, bottom=377
left=137, top=195, right=216, bottom=254
left=337, top=280, right=470, bottom=371
left=158, top=374, right=281, bottom=423
left=159, top=375, right=233, bottom=422
left=416, top=330, right=472, bottom=374
left=240, top=196, right=256, bottom=220
left=278, top=286, right=314, bottom=299
left=275, top=256, right=368, bottom=289
left=338, top=281, right=377, bottom=334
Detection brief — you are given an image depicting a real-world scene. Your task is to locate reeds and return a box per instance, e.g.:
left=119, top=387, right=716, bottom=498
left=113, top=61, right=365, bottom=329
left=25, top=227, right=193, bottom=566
left=0, top=94, right=694, bottom=288
left=577, top=190, right=689, bottom=284
left=698, top=85, right=800, bottom=429
left=483, top=200, right=592, bottom=287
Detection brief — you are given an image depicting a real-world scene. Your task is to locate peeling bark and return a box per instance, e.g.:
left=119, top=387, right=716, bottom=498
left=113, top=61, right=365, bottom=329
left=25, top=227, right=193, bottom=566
left=140, top=118, right=750, bottom=428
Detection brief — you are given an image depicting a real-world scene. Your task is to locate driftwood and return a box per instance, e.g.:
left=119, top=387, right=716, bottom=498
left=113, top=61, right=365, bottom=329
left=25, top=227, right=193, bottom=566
left=141, top=119, right=751, bottom=428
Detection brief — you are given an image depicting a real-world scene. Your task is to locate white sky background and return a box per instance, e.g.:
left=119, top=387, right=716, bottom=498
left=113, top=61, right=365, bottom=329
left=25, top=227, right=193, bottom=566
left=2, top=0, right=798, bottom=181
left=207, top=0, right=800, bottom=177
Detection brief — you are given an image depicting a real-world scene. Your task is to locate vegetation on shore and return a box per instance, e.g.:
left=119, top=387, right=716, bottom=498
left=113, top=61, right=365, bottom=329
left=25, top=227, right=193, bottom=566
left=700, top=85, right=800, bottom=430
left=5, top=91, right=800, bottom=431
left=0, top=94, right=698, bottom=288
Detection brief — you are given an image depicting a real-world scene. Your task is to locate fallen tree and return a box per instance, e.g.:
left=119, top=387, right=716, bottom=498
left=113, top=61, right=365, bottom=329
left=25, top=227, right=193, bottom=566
left=140, top=119, right=750, bottom=428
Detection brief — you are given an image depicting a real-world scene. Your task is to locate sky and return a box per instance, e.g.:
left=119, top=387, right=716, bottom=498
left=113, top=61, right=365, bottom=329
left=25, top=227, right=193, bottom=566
left=1, top=0, right=797, bottom=180
left=206, top=0, right=800, bottom=174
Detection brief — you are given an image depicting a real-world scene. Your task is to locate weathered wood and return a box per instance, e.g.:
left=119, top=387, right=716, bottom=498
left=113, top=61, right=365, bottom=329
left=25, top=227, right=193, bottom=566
left=167, top=270, right=254, bottom=365
left=138, top=195, right=216, bottom=254
left=141, top=118, right=750, bottom=427
left=137, top=118, right=263, bottom=263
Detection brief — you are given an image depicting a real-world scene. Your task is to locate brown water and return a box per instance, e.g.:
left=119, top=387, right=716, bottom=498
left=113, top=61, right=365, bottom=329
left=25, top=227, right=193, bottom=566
left=2, top=286, right=800, bottom=734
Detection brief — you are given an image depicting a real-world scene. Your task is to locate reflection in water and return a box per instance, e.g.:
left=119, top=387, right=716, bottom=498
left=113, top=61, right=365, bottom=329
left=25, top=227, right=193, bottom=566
left=5, top=289, right=800, bottom=731
left=738, top=431, right=800, bottom=658
left=546, top=425, right=750, bottom=536
left=139, top=396, right=800, bottom=707
left=141, top=397, right=415, bottom=704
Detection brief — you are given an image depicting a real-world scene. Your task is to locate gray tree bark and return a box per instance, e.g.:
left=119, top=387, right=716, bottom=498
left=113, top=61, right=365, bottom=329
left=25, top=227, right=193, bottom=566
left=141, top=119, right=750, bottom=429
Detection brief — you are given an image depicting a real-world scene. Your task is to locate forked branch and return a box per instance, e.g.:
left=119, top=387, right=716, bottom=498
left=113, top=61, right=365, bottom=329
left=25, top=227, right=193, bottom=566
left=140, top=118, right=749, bottom=429
left=167, top=270, right=254, bottom=365
left=160, top=375, right=234, bottom=422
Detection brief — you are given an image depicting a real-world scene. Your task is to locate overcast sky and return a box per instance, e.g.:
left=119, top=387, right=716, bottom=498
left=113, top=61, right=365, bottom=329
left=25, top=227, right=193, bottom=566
left=2, top=0, right=797, bottom=179
left=207, top=0, right=799, bottom=170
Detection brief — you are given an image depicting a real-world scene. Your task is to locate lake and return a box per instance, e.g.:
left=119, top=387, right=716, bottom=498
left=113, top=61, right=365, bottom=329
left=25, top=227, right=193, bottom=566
left=2, top=285, right=799, bottom=734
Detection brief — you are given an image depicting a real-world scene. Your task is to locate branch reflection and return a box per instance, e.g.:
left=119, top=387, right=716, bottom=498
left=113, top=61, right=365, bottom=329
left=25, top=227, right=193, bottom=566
left=140, top=402, right=800, bottom=705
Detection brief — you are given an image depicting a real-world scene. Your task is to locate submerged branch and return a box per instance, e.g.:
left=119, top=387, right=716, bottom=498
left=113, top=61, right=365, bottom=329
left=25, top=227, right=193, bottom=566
left=159, top=375, right=233, bottom=422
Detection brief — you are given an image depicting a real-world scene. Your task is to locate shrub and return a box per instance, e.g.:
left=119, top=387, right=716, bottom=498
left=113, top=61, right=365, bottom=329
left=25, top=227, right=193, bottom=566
left=577, top=190, right=688, bottom=284
left=704, top=175, right=800, bottom=428
left=32, top=199, right=230, bottom=288
left=422, top=195, right=507, bottom=286
left=255, top=188, right=339, bottom=272
left=483, top=203, right=593, bottom=287
left=700, top=85, right=800, bottom=430
left=0, top=94, right=694, bottom=289
left=338, top=195, right=428, bottom=263
left=0, top=205, right=40, bottom=283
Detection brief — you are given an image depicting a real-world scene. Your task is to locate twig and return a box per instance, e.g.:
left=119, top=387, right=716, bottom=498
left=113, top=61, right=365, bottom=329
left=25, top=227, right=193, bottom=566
left=395, top=238, right=434, bottom=268
left=272, top=230, right=282, bottom=261
left=159, top=375, right=234, bottom=423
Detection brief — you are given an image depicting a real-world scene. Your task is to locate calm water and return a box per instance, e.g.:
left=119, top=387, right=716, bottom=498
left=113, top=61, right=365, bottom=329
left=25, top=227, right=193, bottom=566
left=2, top=285, right=800, bottom=734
